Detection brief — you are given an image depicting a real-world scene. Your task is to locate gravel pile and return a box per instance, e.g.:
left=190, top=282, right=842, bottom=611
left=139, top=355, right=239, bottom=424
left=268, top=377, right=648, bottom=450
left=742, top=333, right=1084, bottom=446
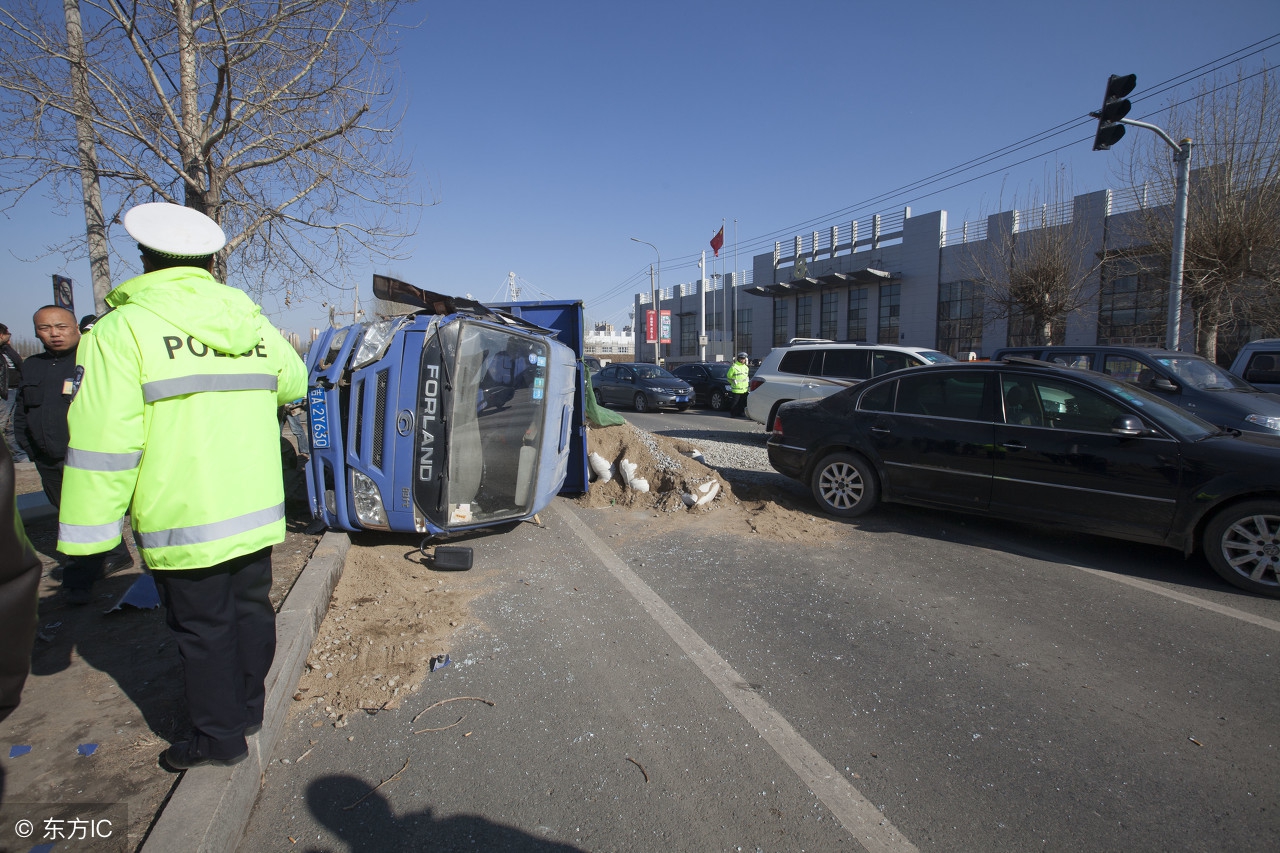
left=665, top=423, right=783, bottom=489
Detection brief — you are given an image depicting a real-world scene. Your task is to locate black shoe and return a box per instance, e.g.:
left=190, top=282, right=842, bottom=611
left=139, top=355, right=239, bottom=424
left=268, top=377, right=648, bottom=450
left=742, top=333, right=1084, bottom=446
left=162, top=741, right=248, bottom=772
left=102, top=553, right=134, bottom=577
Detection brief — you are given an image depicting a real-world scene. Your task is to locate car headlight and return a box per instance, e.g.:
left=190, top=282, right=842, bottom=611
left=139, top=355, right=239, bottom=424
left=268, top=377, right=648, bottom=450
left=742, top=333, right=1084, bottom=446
left=351, top=317, right=409, bottom=370
left=1245, top=413, right=1280, bottom=431
left=350, top=470, right=388, bottom=528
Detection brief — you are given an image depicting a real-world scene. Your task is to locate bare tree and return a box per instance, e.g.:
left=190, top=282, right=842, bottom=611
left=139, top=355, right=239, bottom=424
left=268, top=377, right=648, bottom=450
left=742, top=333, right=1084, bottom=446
left=0, top=0, right=420, bottom=311
left=1116, top=66, right=1280, bottom=362
left=965, top=169, right=1101, bottom=346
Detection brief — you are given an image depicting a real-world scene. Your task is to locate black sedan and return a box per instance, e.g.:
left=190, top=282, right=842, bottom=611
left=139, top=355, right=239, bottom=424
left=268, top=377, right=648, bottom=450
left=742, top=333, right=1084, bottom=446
left=767, top=358, right=1280, bottom=598
left=671, top=362, right=734, bottom=411
left=592, top=363, right=694, bottom=412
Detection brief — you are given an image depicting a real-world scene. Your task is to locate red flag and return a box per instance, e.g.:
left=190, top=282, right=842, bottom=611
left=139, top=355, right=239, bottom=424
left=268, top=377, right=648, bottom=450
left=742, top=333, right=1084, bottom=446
left=709, top=226, right=724, bottom=257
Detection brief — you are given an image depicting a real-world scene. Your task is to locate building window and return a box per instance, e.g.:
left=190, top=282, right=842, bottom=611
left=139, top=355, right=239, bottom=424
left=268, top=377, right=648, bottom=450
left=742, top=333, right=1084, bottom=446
left=937, top=280, right=983, bottom=357
left=706, top=310, right=723, bottom=332
left=773, top=301, right=789, bottom=347
left=821, top=291, right=838, bottom=340
left=796, top=295, right=813, bottom=339
left=1006, top=308, right=1065, bottom=347
left=680, top=321, right=697, bottom=356
left=847, top=287, right=868, bottom=342
left=1098, top=258, right=1167, bottom=347
left=736, top=308, right=752, bottom=355
left=878, top=284, right=901, bottom=344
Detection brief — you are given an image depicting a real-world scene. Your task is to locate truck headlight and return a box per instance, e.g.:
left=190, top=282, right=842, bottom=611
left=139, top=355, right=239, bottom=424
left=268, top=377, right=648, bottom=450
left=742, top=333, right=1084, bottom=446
left=1245, top=413, right=1280, bottom=432
left=350, top=470, right=388, bottom=528
left=351, top=317, right=409, bottom=370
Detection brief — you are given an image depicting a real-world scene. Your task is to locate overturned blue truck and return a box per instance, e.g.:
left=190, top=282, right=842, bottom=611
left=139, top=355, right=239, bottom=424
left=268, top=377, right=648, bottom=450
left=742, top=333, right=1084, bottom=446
left=303, top=275, right=589, bottom=540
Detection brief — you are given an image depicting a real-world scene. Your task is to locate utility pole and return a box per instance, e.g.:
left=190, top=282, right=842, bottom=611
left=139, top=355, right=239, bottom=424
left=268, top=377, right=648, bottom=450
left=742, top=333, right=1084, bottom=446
left=631, top=237, right=661, bottom=364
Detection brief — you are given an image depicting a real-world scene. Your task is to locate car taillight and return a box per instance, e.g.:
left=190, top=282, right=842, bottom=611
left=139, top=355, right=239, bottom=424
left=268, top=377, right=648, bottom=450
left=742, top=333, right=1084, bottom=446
left=749, top=378, right=764, bottom=392
left=771, top=416, right=783, bottom=435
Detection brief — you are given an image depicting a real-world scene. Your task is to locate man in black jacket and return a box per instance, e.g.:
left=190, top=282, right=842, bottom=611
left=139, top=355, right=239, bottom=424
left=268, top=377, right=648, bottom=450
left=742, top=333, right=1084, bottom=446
left=0, top=322, right=27, bottom=462
left=15, top=306, right=132, bottom=604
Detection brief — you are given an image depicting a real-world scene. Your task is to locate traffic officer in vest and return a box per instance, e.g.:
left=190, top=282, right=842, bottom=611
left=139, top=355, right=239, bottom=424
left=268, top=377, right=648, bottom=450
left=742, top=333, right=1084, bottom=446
left=727, top=351, right=751, bottom=418
left=57, top=202, right=308, bottom=771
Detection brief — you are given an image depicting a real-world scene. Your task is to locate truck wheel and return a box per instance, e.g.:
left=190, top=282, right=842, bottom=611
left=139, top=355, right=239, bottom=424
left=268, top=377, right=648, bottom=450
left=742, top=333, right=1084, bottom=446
left=633, top=393, right=650, bottom=413
left=1203, top=500, right=1280, bottom=597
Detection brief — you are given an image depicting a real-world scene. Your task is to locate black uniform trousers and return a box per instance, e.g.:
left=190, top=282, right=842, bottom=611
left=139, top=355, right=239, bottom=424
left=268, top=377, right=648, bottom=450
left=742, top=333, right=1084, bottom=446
left=154, top=546, right=275, bottom=760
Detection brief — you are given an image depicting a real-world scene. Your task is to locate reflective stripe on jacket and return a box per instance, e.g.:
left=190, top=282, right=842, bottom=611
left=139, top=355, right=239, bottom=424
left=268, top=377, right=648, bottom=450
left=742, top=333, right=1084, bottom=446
left=57, top=266, right=308, bottom=570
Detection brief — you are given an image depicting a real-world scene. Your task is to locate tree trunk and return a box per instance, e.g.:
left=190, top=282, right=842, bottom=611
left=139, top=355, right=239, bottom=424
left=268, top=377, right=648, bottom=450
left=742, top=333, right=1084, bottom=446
left=63, top=0, right=111, bottom=314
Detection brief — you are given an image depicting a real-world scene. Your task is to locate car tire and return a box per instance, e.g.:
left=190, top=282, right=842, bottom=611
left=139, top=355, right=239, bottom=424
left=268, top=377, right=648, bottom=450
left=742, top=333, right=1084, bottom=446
left=633, top=393, right=650, bottom=413
left=809, top=451, right=880, bottom=518
left=593, top=389, right=606, bottom=407
left=710, top=390, right=726, bottom=411
left=1203, top=500, right=1280, bottom=597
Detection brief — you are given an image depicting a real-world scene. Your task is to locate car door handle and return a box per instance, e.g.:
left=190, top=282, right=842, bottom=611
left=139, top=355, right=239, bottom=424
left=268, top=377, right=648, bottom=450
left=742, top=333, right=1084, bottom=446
left=870, top=426, right=890, bottom=434
left=1001, top=441, right=1027, bottom=450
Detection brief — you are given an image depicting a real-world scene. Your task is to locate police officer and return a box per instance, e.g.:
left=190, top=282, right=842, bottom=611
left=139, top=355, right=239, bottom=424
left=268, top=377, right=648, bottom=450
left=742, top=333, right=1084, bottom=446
left=727, top=351, right=751, bottom=418
left=57, top=202, right=307, bottom=771
left=15, top=305, right=133, bottom=603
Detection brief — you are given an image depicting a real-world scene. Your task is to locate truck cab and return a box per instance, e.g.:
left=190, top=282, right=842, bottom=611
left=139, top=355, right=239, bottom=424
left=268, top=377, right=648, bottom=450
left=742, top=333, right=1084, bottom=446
left=305, top=277, right=588, bottom=535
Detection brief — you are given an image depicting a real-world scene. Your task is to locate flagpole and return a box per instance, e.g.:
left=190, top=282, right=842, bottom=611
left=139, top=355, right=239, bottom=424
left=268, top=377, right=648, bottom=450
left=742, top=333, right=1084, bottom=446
left=698, top=252, right=707, bottom=362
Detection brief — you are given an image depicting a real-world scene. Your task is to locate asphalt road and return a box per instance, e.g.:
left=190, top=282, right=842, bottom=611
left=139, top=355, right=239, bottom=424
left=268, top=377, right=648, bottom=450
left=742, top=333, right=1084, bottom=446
left=241, top=407, right=1280, bottom=852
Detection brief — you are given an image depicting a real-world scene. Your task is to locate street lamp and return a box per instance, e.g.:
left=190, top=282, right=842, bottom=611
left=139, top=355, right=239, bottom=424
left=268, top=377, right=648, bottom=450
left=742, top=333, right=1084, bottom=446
left=631, top=237, right=661, bottom=364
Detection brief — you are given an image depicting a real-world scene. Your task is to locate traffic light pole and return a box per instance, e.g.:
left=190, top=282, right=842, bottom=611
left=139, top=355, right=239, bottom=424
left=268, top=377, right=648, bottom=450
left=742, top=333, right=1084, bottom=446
left=1120, top=118, right=1193, bottom=351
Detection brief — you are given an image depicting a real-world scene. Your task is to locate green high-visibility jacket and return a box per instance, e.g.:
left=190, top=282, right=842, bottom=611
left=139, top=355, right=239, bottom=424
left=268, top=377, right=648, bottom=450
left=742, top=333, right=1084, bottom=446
left=57, top=267, right=308, bottom=570
left=728, top=360, right=750, bottom=394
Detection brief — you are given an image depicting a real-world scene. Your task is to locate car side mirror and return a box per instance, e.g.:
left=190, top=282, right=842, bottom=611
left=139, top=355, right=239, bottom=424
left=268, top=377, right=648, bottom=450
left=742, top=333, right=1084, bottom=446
left=1111, top=415, right=1148, bottom=436
left=1151, top=377, right=1179, bottom=392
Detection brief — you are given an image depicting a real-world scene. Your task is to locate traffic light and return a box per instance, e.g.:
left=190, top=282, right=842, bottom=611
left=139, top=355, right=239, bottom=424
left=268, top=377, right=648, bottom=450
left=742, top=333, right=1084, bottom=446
left=1091, top=73, right=1137, bottom=151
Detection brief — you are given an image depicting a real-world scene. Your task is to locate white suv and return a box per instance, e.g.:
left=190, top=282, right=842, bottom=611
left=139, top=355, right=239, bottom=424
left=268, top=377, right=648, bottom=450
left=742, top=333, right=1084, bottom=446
left=746, top=341, right=954, bottom=427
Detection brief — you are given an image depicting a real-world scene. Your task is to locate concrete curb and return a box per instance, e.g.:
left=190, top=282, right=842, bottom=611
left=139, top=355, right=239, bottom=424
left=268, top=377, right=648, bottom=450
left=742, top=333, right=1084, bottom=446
left=140, top=529, right=350, bottom=853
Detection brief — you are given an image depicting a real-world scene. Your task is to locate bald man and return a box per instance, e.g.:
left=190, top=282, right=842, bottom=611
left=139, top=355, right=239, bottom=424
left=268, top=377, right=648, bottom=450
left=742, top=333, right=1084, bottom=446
left=15, top=305, right=132, bottom=604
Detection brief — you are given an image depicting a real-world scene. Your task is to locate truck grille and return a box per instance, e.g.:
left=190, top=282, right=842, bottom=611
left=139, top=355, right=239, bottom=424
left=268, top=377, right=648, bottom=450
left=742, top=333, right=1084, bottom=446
left=372, top=370, right=388, bottom=468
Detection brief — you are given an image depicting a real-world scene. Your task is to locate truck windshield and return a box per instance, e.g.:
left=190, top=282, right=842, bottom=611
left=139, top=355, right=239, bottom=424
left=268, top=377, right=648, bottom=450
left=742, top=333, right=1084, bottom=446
left=442, top=321, right=551, bottom=526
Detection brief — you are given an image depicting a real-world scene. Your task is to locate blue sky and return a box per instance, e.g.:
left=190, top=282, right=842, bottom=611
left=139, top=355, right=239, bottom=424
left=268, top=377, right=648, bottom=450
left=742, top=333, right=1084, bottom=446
left=2, top=0, right=1278, bottom=341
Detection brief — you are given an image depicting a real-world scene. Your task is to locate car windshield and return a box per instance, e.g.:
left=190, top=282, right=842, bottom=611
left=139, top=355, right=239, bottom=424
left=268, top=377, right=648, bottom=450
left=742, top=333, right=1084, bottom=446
left=633, top=365, right=675, bottom=380
left=918, top=351, right=957, bottom=364
left=705, top=364, right=730, bottom=379
left=1156, top=356, right=1253, bottom=391
left=1093, top=373, right=1218, bottom=440
left=443, top=321, right=550, bottom=524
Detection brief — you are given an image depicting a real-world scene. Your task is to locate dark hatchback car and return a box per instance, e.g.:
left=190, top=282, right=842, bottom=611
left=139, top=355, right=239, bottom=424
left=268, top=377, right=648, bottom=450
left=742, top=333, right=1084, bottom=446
left=767, top=358, right=1280, bottom=597
left=592, top=363, right=694, bottom=412
left=671, top=362, right=734, bottom=411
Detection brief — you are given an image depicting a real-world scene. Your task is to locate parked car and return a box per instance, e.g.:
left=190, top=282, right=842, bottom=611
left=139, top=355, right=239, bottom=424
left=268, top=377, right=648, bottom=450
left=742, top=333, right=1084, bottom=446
left=991, top=345, right=1280, bottom=436
left=746, top=341, right=954, bottom=427
left=1229, top=339, right=1280, bottom=395
left=671, top=362, right=734, bottom=411
left=592, top=363, right=693, bottom=412
left=766, top=359, right=1280, bottom=597
left=583, top=356, right=604, bottom=374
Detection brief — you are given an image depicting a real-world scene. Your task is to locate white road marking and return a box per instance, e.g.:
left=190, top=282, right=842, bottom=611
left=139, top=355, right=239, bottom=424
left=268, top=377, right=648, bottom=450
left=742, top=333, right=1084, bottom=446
left=552, top=502, right=920, bottom=853
left=1067, top=564, right=1280, bottom=633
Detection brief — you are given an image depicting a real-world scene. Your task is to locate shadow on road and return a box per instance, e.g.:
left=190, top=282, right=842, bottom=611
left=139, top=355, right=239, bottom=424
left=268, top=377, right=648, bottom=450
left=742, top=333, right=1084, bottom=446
left=306, top=774, right=588, bottom=852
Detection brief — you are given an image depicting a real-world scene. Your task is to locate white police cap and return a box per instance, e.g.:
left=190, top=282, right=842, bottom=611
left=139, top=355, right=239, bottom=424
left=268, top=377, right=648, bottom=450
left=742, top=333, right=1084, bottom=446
left=124, top=202, right=226, bottom=258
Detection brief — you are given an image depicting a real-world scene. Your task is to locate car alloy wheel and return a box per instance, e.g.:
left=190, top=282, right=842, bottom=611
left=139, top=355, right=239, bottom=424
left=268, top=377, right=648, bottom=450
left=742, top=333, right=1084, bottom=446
left=633, top=393, right=650, bottom=413
left=810, top=451, right=880, bottom=518
left=1204, top=500, right=1280, bottom=597
left=711, top=390, right=726, bottom=411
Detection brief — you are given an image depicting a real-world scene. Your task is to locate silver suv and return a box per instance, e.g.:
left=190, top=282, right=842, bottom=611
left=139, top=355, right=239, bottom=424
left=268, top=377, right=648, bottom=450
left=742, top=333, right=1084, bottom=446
left=746, top=341, right=954, bottom=427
